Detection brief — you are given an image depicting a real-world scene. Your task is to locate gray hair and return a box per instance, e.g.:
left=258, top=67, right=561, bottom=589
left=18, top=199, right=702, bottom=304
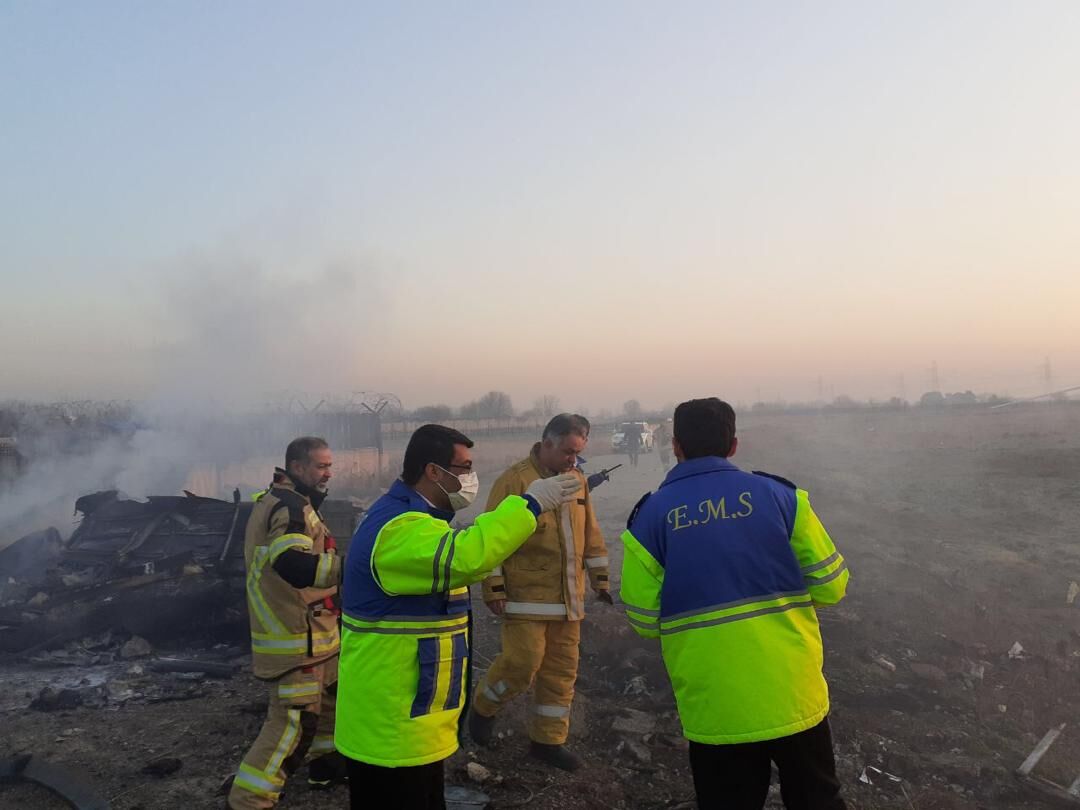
left=286, top=436, right=329, bottom=467
left=542, top=413, right=590, bottom=442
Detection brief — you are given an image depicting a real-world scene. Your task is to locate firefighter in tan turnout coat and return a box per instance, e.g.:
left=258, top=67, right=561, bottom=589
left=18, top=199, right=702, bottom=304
left=470, top=414, right=611, bottom=771
left=228, top=437, right=346, bottom=809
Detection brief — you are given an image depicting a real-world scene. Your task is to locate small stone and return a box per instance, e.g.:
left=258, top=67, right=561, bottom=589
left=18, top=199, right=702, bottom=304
left=27, top=591, right=49, bottom=607
left=612, top=708, right=657, bottom=736
left=121, top=636, right=153, bottom=659
left=622, top=739, right=652, bottom=765
left=873, top=655, right=897, bottom=673
left=466, top=762, right=491, bottom=783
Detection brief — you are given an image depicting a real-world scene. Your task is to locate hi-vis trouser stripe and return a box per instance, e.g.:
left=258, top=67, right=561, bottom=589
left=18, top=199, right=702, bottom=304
left=232, top=708, right=300, bottom=798
left=659, top=591, right=814, bottom=635
left=534, top=704, right=570, bottom=717
left=584, top=556, right=609, bottom=569
left=309, top=734, right=335, bottom=755
left=278, top=680, right=320, bottom=701
left=801, top=552, right=848, bottom=587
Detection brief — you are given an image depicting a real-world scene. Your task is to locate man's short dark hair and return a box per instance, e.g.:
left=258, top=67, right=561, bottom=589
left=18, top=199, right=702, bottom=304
left=542, top=413, right=590, bottom=442
left=286, top=436, right=329, bottom=468
left=402, top=424, right=474, bottom=485
left=673, top=398, right=736, bottom=459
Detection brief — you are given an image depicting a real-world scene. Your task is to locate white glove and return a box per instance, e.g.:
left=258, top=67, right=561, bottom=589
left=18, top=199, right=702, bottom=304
left=525, top=473, right=581, bottom=513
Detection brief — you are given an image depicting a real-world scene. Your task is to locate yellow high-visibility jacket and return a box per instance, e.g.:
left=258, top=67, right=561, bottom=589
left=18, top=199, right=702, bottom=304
left=335, top=480, right=542, bottom=766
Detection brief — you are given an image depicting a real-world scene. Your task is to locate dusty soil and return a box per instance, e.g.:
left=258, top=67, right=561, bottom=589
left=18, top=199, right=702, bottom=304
left=3, top=404, right=1080, bottom=809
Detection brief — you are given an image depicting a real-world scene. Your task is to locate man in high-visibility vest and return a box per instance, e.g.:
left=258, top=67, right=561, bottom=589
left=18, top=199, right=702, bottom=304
left=335, top=424, right=581, bottom=809
left=228, top=437, right=346, bottom=810
left=621, top=398, right=849, bottom=810
left=469, top=413, right=610, bottom=771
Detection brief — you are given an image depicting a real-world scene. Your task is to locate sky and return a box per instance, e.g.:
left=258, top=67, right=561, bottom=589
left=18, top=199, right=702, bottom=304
left=2, top=1, right=1078, bottom=413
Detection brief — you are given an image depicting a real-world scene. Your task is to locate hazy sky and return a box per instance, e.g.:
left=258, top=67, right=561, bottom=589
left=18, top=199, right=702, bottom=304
left=3, top=1, right=1078, bottom=412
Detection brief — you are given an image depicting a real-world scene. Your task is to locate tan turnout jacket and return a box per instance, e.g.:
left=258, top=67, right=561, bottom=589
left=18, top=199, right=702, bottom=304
left=481, top=444, right=609, bottom=620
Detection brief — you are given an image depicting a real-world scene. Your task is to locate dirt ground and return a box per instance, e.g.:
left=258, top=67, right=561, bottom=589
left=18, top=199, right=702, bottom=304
left=3, top=404, right=1080, bottom=809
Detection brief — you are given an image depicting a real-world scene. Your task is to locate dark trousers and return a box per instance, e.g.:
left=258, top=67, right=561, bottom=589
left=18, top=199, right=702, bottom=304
left=346, top=756, right=445, bottom=810
left=688, top=718, right=846, bottom=810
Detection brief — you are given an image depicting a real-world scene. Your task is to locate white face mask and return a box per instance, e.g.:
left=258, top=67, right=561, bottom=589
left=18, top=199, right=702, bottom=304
left=436, top=466, right=480, bottom=511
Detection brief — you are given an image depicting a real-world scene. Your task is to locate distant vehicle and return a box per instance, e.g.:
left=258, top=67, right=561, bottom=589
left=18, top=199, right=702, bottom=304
left=611, top=422, right=654, bottom=454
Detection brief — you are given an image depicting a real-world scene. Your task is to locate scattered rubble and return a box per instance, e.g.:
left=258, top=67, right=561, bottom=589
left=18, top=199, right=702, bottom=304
left=611, top=708, right=656, bottom=736
left=120, top=634, right=152, bottom=659
left=466, top=761, right=492, bottom=784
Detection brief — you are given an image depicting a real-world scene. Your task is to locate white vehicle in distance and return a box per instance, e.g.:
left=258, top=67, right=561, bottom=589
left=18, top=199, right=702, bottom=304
left=611, top=421, right=654, bottom=453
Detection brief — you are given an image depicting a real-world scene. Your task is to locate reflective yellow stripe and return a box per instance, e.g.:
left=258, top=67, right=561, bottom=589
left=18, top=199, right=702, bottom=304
left=660, top=593, right=814, bottom=635
left=252, top=632, right=308, bottom=654
left=311, top=629, right=339, bottom=655
left=278, top=682, right=320, bottom=700
left=234, top=763, right=282, bottom=796
left=505, top=601, right=567, bottom=616
left=430, top=635, right=453, bottom=710
left=268, top=533, right=312, bottom=562
left=265, top=708, right=301, bottom=779
left=310, top=735, right=336, bottom=754
left=314, top=553, right=334, bottom=588
left=341, top=611, right=468, bottom=635
left=247, top=548, right=287, bottom=635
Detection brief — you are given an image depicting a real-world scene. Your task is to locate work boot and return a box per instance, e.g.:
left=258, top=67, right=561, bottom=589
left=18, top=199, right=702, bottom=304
left=468, top=709, right=496, bottom=746
left=529, top=741, right=582, bottom=772
left=307, top=752, right=349, bottom=788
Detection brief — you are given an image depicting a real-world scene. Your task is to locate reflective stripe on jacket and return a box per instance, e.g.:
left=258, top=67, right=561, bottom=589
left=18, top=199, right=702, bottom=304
left=244, top=470, right=341, bottom=679
left=481, top=445, right=608, bottom=620
left=335, top=479, right=539, bottom=767
left=620, top=456, right=848, bottom=744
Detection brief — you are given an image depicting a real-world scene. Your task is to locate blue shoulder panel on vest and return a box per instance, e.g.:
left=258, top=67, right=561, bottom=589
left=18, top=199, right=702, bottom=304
left=626, top=491, right=652, bottom=530
left=752, top=470, right=797, bottom=489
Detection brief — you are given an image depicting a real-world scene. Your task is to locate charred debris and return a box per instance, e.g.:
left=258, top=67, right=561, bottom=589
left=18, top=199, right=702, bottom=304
left=0, top=489, right=364, bottom=656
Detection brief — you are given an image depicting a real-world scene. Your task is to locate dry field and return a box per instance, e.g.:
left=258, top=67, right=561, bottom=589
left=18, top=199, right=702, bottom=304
left=3, top=404, right=1079, bottom=809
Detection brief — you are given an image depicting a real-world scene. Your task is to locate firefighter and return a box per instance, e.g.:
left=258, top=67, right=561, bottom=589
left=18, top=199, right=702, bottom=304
left=469, top=414, right=611, bottom=771
left=621, top=398, right=849, bottom=810
left=334, top=424, right=580, bottom=809
left=228, top=437, right=346, bottom=810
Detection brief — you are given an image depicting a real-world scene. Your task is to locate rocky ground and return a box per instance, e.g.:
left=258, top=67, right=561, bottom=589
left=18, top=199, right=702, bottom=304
left=3, top=404, right=1080, bottom=809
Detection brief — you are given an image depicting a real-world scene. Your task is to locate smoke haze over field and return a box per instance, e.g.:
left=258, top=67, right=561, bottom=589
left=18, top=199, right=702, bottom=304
left=2, top=2, right=1079, bottom=410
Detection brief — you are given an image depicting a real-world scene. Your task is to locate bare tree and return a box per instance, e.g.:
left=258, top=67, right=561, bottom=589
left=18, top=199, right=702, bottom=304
left=412, top=404, right=453, bottom=421
left=623, top=399, right=642, bottom=418
left=461, top=391, right=514, bottom=419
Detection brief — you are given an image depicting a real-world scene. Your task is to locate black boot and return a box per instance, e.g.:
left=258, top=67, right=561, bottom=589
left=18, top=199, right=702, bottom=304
left=468, top=709, right=496, bottom=746
left=529, top=741, right=582, bottom=772
left=308, top=752, right=349, bottom=788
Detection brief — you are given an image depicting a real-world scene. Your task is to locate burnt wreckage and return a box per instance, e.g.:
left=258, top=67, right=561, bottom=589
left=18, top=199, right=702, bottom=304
left=0, top=490, right=363, bottom=655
